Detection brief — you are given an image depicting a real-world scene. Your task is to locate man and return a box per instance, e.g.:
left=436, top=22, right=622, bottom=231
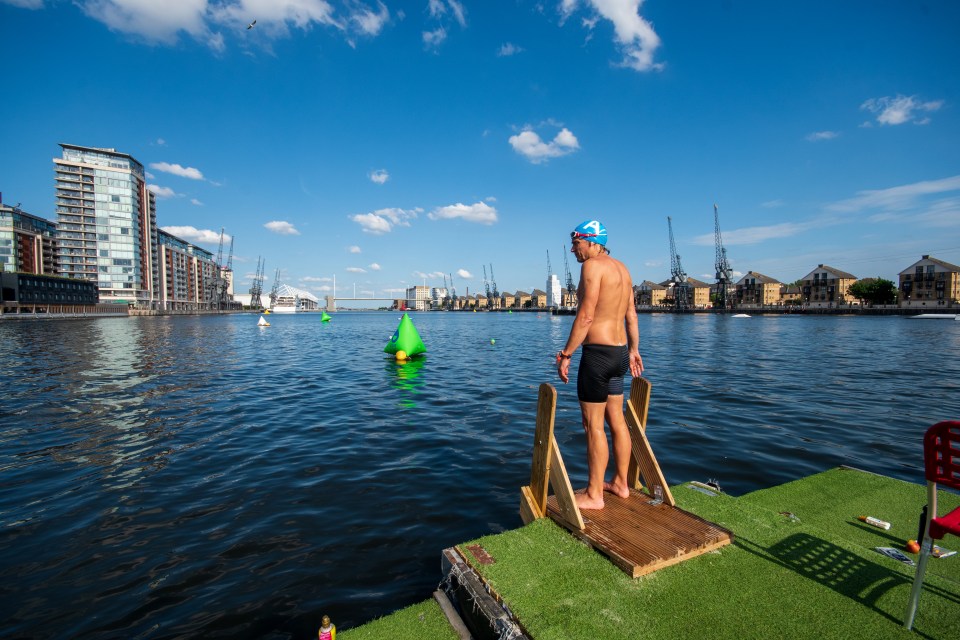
left=556, top=220, right=644, bottom=510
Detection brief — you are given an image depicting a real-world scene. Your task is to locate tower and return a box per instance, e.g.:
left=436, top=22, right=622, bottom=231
left=54, top=144, right=158, bottom=306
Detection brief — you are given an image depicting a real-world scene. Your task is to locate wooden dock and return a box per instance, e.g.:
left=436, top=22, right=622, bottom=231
left=547, top=489, right=732, bottom=577
left=521, top=378, right=733, bottom=578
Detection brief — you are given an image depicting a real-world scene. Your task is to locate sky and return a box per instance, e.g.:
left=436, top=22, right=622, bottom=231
left=2, top=0, right=959, bottom=306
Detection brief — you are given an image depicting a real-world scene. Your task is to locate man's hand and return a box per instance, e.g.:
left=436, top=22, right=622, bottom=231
left=557, top=351, right=571, bottom=383
left=629, top=351, right=644, bottom=378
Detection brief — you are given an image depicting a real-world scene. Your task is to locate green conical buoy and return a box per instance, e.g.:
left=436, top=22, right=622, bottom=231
left=321, top=311, right=331, bottom=322
left=384, top=313, right=426, bottom=358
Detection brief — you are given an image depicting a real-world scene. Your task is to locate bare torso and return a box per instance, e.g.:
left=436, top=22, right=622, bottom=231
left=577, top=254, right=633, bottom=346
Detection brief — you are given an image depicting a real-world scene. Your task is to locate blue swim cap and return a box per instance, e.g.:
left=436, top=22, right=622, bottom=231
left=571, top=220, right=607, bottom=246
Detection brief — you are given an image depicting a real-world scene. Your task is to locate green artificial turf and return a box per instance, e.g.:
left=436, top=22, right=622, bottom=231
left=338, top=599, right=459, bottom=640
left=459, top=468, right=960, bottom=640
left=339, top=468, right=960, bottom=639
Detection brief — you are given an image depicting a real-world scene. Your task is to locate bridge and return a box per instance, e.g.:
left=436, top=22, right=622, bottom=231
left=323, top=295, right=423, bottom=311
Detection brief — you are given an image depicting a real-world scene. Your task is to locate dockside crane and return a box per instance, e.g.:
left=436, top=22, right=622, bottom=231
left=489, top=264, right=499, bottom=305
left=483, top=265, right=492, bottom=308
left=713, top=203, right=735, bottom=310
left=667, top=216, right=690, bottom=311
left=249, top=256, right=265, bottom=310
left=269, top=268, right=281, bottom=309
left=448, top=272, right=457, bottom=309
left=219, top=235, right=234, bottom=308
left=562, top=245, right=576, bottom=307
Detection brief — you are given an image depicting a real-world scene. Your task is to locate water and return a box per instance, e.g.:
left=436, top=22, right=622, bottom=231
left=1, top=312, right=958, bottom=638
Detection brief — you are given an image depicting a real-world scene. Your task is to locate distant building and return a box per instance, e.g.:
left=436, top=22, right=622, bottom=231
left=404, top=285, right=431, bottom=311
left=799, top=264, right=858, bottom=307
left=530, top=289, right=548, bottom=308
left=431, top=287, right=448, bottom=305
left=661, top=278, right=711, bottom=309
left=0, top=203, right=58, bottom=275
left=636, top=280, right=667, bottom=307
left=514, top=290, right=531, bottom=308
left=156, top=229, right=220, bottom=311
left=735, top=271, right=782, bottom=307
left=899, top=255, right=960, bottom=308
left=780, top=284, right=802, bottom=306
left=501, top=291, right=515, bottom=308
left=1, top=272, right=99, bottom=313
left=54, top=144, right=158, bottom=307
left=546, top=274, right=562, bottom=308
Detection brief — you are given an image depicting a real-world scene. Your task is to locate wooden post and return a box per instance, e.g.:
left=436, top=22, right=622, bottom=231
left=520, top=383, right=584, bottom=530
left=624, top=377, right=674, bottom=506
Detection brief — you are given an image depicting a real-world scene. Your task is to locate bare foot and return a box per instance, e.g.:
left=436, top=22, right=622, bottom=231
left=604, top=480, right=630, bottom=499
left=576, top=492, right=605, bottom=510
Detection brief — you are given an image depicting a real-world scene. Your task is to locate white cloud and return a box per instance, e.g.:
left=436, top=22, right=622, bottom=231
left=806, top=130, right=839, bottom=141
left=369, top=169, right=389, bottom=184
left=301, top=276, right=332, bottom=282
left=74, top=0, right=396, bottom=51
left=497, top=42, right=523, bottom=56
left=423, top=26, right=446, bottom=48
left=346, top=267, right=366, bottom=273
left=428, top=0, right=465, bottom=26
left=348, top=245, right=361, bottom=253
left=149, top=161, right=205, bottom=180
left=868, top=197, right=960, bottom=228
left=4, top=0, right=44, bottom=7
left=860, top=94, right=944, bottom=126
left=350, top=207, right=420, bottom=234
left=350, top=1, right=389, bottom=35
left=428, top=202, right=498, bottom=224
left=694, top=222, right=814, bottom=246
left=509, top=127, right=580, bottom=163
left=264, top=220, right=301, bottom=235
left=160, top=225, right=226, bottom=244
left=368, top=262, right=381, bottom=271
left=563, top=0, right=663, bottom=72
left=81, top=0, right=220, bottom=48
left=147, top=184, right=178, bottom=198
left=456, top=268, right=472, bottom=279
left=155, top=137, right=167, bottom=146
left=761, top=199, right=785, bottom=208
left=190, top=198, right=203, bottom=206
left=827, top=175, right=960, bottom=214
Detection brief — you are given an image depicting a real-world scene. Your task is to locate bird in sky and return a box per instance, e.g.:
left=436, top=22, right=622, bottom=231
left=247, top=19, right=256, bottom=30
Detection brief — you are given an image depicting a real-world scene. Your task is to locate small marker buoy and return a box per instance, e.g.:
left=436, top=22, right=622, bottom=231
left=490, top=338, right=496, bottom=345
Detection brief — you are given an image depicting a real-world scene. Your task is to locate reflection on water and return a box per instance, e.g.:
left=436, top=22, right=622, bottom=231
left=0, top=312, right=958, bottom=638
left=387, top=356, right=426, bottom=407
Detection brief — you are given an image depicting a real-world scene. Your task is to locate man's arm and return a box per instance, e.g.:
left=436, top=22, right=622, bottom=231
left=557, top=261, right=600, bottom=383
left=624, top=272, right=644, bottom=377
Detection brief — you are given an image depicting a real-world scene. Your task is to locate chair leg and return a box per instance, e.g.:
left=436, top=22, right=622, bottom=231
left=904, top=536, right=934, bottom=630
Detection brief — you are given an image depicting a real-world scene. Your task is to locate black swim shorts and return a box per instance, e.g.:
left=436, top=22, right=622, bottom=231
left=577, top=344, right=629, bottom=403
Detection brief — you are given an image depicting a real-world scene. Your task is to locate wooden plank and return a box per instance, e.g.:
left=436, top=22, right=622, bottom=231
left=548, top=438, right=585, bottom=530
left=529, top=383, right=557, bottom=515
left=625, top=377, right=651, bottom=490
left=519, top=485, right=544, bottom=525
left=624, top=378, right=675, bottom=507
left=547, top=488, right=733, bottom=578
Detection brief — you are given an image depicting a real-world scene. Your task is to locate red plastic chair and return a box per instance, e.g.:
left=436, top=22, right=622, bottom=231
left=904, top=420, right=960, bottom=630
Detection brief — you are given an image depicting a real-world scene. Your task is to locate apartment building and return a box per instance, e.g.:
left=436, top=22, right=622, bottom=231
left=530, top=289, right=548, bottom=308
left=546, top=274, right=563, bottom=308
left=685, top=277, right=713, bottom=309
left=799, top=264, right=857, bottom=307
left=636, top=280, right=667, bottom=307
left=157, top=229, right=220, bottom=311
left=0, top=202, right=57, bottom=275
left=501, top=291, right=516, bottom=308
left=735, top=271, right=783, bottom=307
left=404, top=284, right=432, bottom=311
left=514, top=290, right=531, bottom=308
left=899, top=255, right=960, bottom=308
left=54, top=144, right=158, bottom=307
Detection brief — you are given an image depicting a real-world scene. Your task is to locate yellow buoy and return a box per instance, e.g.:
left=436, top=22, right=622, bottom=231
left=395, top=350, right=408, bottom=361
